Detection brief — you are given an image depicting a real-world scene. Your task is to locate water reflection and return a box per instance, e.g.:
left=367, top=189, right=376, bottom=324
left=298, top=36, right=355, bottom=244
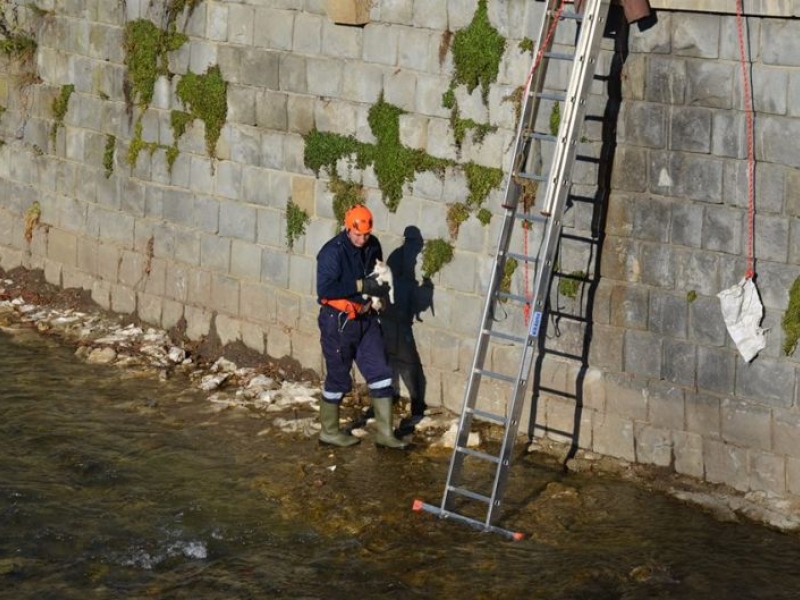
left=2, top=327, right=800, bottom=599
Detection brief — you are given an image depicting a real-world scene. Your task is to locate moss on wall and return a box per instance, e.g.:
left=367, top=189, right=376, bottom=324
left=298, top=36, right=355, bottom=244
left=175, top=65, right=228, bottom=159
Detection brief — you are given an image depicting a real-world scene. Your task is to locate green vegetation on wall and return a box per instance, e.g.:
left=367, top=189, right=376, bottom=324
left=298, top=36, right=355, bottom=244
left=176, top=65, right=228, bottom=159
left=558, top=271, right=585, bottom=299
left=104, top=134, right=116, bottom=178
left=782, top=277, right=800, bottom=356
left=286, top=199, right=310, bottom=250
left=421, top=238, right=455, bottom=279
left=50, top=84, right=74, bottom=144
left=329, top=176, right=365, bottom=226
left=304, top=94, right=451, bottom=212
left=500, top=258, right=518, bottom=299
left=450, top=0, right=506, bottom=102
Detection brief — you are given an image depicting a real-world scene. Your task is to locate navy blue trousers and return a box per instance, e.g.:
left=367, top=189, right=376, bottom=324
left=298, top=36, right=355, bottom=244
left=318, top=306, right=394, bottom=403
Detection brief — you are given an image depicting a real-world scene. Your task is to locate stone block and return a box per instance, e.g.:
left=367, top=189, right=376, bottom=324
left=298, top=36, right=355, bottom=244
left=162, top=189, right=195, bottom=228
left=266, top=323, right=292, bottom=359
left=321, top=19, right=362, bottom=59
left=673, top=430, right=704, bottom=478
left=670, top=201, right=704, bottom=248
left=215, top=314, right=242, bottom=346
left=137, top=291, right=162, bottom=326
left=701, top=205, right=743, bottom=254
left=287, top=95, right=315, bottom=136
left=749, top=450, right=787, bottom=496
left=610, top=145, right=648, bottom=193
left=219, top=200, right=257, bottom=243
left=397, top=27, right=432, bottom=72
left=609, top=284, right=648, bottom=330
left=47, top=228, right=78, bottom=267
left=685, top=60, right=734, bottom=109
left=703, top=438, right=749, bottom=491
left=789, top=457, right=800, bottom=495
left=383, top=70, right=417, bottom=112
left=210, top=273, right=240, bottom=316
left=756, top=115, right=800, bottom=168
left=291, top=175, right=316, bottom=215
left=228, top=3, right=255, bottom=46
left=292, top=12, right=324, bottom=55
left=634, top=423, right=673, bottom=467
left=161, top=299, right=185, bottom=331
left=592, top=412, right=636, bottom=462
left=753, top=214, right=788, bottom=263
left=254, top=8, right=294, bottom=51
left=261, top=247, right=290, bottom=288
left=620, top=101, right=666, bottom=149
left=174, top=227, right=201, bottom=267
left=412, top=0, right=447, bottom=30
left=240, top=280, right=276, bottom=324
left=341, top=62, right=384, bottom=103
left=91, top=279, right=111, bottom=310
left=774, top=409, right=800, bottom=459
left=313, top=99, right=357, bottom=137
left=306, top=57, right=344, bottom=98
left=184, top=305, right=213, bottom=341
left=362, top=23, right=399, bottom=65
left=200, top=234, right=231, bottom=273
left=241, top=322, right=266, bottom=354
left=695, top=344, right=735, bottom=395
left=670, top=106, right=712, bottom=153
left=288, top=254, right=315, bottom=296
left=230, top=239, right=262, bottom=282
left=649, top=292, right=687, bottom=339
left=110, top=283, right=136, bottom=314
left=762, top=20, right=800, bottom=67
left=735, top=356, right=795, bottom=408
left=227, top=85, right=256, bottom=127
left=686, top=392, right=721, bottom=437
left=672, top=13, right=720, bottom=58
left=279, top=54, right=307, bottom=94
left=117, top=250, right=143, bottom=288
left=206, top=1, right=228, bottom=42
left=661, top=338, right=695, bottom=387
left=721, top=398, right=771, bottom=451
left=255, top=90, right=288, bottom=132
left=645, top=56, right=685, bottom=104
left=215, top=161, right=241, bottom=200
left=291, top=329, right=323, bottom=374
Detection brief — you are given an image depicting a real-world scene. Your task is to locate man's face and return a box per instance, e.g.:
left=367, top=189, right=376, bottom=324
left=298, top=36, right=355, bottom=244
left=347, top=228, right=370, bottom=248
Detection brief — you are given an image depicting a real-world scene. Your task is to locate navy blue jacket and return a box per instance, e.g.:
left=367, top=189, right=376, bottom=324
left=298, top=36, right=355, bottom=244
left=316, top=230, right=383, bottom=303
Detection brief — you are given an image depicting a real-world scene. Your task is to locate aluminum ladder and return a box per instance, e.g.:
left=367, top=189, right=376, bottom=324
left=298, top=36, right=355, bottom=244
left=414, top=0, right=611, bottom=539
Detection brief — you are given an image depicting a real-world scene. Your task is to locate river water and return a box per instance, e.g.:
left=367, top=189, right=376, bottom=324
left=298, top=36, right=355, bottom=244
left=3, top=325, right=800, bottom=600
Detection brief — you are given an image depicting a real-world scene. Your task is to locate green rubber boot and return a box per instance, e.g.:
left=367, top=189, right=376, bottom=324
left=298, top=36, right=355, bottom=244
left=372, top=397, right=409, bottom=449
left=319, top=401, right=360, bottom=447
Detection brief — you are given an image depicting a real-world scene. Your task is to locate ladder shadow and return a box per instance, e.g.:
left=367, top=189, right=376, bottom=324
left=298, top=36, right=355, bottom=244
left=526, top=6, right=634, bottom=463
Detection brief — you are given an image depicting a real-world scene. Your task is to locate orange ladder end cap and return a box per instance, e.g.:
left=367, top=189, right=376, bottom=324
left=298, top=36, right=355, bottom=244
left=412, top=499, right=424, bottom=511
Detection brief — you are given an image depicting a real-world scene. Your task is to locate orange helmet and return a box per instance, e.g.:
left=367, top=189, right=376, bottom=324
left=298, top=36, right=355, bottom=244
left=344, top=204, right=373, bottom=234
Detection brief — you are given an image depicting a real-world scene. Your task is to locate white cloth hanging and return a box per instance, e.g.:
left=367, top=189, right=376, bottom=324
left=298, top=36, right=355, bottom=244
left=717, top=277, right=767, bottom=363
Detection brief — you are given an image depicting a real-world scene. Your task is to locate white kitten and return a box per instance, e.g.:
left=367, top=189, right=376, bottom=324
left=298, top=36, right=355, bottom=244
left=367, top=259, right=394, bottom=312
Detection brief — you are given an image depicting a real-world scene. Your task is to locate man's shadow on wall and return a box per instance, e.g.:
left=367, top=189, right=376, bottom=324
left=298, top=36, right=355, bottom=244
left=383, top=225, right=434, bottom=435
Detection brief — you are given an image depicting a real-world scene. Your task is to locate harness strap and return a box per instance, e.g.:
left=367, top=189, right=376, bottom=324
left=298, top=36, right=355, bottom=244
left=321, top=298, right=367, bottom=320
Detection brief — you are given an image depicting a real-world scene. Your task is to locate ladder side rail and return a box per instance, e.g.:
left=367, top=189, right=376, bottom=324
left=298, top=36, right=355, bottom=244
left=439, top=207, right=522, bottom=513
left=486, top=0, right=611, bottom=527
left=438, top=0, right=569, bottom=512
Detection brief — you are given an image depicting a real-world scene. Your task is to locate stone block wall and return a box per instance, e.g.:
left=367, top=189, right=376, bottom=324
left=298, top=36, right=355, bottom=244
left=0, top=0, right=799, bottom=503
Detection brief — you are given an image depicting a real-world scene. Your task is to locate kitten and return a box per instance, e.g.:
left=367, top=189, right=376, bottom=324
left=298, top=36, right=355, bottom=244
left=366, top=259, right=394, bottom=312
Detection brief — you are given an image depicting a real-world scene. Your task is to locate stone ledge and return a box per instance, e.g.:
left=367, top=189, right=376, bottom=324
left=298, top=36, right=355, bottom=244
left=649, top=0, right=798, bottom=17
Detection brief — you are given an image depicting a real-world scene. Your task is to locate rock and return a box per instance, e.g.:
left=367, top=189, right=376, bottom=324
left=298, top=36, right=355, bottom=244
left=86, top=347, right=117, bottom=364
left=167, top=346, right=186, bottom=363
left=199, top=373, right=230, bottom=391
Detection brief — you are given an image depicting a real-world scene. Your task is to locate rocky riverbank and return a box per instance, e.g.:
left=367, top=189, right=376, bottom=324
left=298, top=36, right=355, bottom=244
left=2, top=265, right=800, bottom=534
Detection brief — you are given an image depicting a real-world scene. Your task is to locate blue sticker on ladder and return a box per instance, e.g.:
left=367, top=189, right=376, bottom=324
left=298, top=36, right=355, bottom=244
left=529, top=311, right=542, bottom=337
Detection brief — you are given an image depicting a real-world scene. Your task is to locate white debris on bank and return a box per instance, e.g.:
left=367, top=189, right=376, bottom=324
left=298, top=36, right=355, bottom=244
left=0, top=282, right=461, bottom=446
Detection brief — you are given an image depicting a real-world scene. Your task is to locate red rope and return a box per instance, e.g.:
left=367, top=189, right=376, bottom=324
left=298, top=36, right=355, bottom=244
left=736, top=0, right=756, bottom=279
left=521, top=0, right=568, bottom=324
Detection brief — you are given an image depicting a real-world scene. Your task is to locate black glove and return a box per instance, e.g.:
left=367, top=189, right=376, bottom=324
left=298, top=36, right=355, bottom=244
left=360, top=276, right=390, bottom=296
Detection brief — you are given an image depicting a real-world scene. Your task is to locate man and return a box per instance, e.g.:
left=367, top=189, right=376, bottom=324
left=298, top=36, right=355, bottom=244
left=316, top=204, right=408, bottom=449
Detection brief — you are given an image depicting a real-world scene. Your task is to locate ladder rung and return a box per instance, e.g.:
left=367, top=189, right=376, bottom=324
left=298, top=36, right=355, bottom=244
left=506, top=251, right=538, bottom=263
left=473, top=369, right=516, bottom=384
left=412, top=501, right=525, bottom=540
left=447, top=486, right=491, bottom=504
left=495, top=290, right=531, bottom=305
left=485, top=329, right=528, bottom=344
left=537, top=91, right=566, bottom=102
left=543, top=50, right=575, bottom=61
left=513, top=170, right=547, bottom=182
left=531, top=132, right=557, bottom=143
left=513, top=211, right=548, bottom=224
left=470, top=407, right=508, bottom=425
left=457, top=446, right=501, bottom=463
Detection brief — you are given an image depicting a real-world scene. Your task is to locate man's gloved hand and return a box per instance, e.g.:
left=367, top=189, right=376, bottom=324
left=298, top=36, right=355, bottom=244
left=358, top=276, right=390, bottom=296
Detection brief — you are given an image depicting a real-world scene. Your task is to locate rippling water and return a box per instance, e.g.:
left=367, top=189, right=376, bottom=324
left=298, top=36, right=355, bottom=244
left=3, top=325, right=800, bottom=599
